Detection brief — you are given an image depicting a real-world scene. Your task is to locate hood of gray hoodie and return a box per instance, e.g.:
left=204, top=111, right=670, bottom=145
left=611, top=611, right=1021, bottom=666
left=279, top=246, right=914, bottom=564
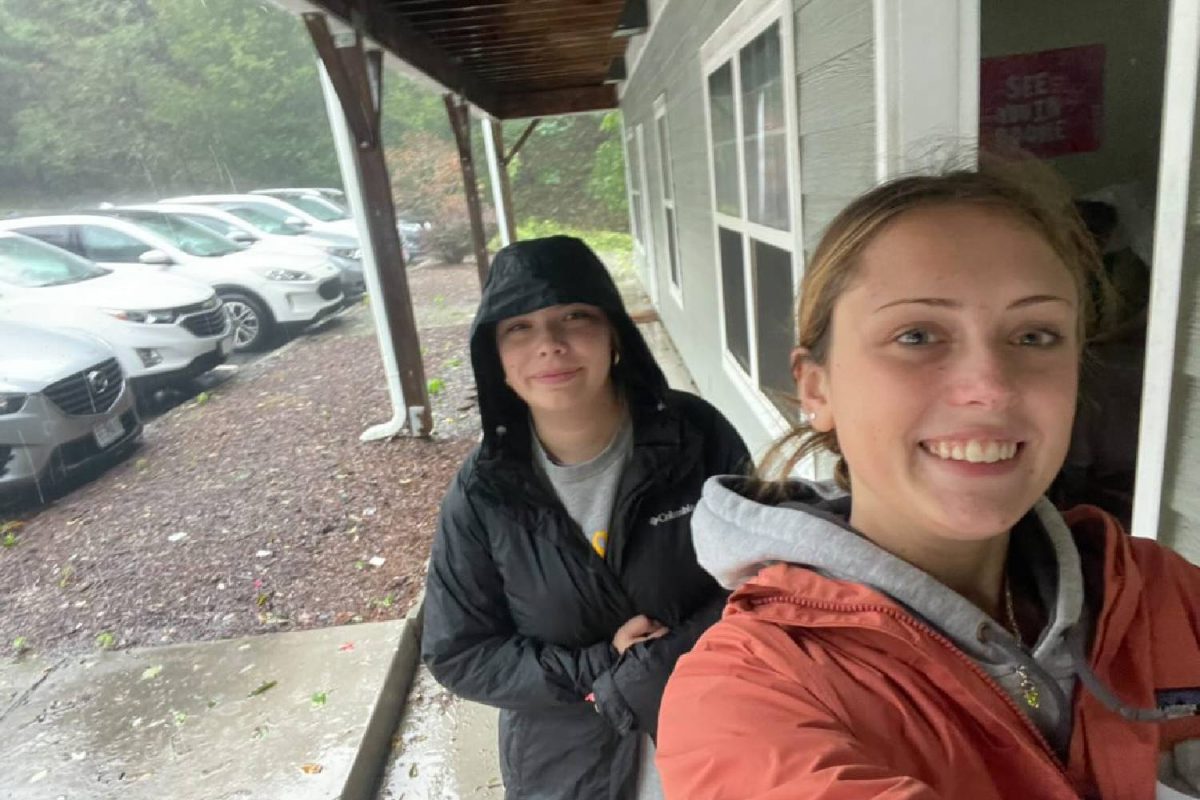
left=693, top=474, right=1090, bottom=754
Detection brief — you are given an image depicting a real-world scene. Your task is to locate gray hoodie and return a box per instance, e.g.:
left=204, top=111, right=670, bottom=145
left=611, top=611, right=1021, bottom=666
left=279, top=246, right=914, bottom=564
left=691, top=475, right=1090, bottom=757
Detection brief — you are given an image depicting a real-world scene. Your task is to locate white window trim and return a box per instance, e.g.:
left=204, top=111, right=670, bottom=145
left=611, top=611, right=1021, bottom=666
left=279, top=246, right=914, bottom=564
left=700, top=0, right=804, bottom=440
left=1131, top=0, right=1200, bottom=542
left=654, top=95, right=684, bottom=307
left=873, top=0, right=980, bottom=180
left=630, top=122, right=660, bottom=308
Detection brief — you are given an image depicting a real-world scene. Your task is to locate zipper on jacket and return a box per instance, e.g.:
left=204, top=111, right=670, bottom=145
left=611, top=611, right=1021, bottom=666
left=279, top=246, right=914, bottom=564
left=749, top=595, right=1070, bottom=776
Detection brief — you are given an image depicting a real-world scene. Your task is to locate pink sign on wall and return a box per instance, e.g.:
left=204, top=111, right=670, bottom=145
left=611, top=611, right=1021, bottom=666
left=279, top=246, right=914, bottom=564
left=980, top=44, right=1106, bottom=158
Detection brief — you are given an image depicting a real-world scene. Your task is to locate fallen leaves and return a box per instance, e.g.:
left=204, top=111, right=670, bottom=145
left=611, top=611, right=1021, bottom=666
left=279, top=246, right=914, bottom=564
left=248, top=679, right=278, bottom=697
left=140, top=664, right=163, bottom=681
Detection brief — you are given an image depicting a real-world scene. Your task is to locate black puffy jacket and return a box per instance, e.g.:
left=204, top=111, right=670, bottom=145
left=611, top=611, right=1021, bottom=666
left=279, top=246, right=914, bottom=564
left=421, top=236, right=750, bottom=800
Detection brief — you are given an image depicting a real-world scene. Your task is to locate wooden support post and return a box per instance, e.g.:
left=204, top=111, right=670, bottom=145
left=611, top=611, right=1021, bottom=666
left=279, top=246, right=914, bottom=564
left=444, top=94, right=491, bottom=286
left=482, top=119, right=517, bottom=246
left=504, top=119, right=540, bottom=166
left=304, top=13, right=432, bottom=438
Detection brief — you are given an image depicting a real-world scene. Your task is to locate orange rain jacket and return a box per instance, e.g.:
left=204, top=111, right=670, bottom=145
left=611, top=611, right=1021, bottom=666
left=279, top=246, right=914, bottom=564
left=658, top=505, right=1200, bottom=799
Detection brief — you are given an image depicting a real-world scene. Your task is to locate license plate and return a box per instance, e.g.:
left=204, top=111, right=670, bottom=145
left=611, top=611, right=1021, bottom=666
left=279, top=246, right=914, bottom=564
left=93, top=416, right=125, bottom=449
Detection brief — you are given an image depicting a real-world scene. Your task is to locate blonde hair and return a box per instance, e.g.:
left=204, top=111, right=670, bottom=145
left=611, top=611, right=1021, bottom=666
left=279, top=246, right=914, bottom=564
left=761, top=157, right=1110, bottom=488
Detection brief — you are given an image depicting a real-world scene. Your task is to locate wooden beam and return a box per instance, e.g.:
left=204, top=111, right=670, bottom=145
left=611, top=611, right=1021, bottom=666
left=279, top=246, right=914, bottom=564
left=615, top=0, right=649, bottom=37
left=307, top=17, right=432, bottom=437
left=395, top=2, right=624, bottom=22
left=444, top=94, right=491, bottom=286
left=305, top=0, right=504, bottom=117
left=495, top=84, right=619, bottom=119
left=304, top=14, right=373, bottom=145
left=605, top=56, right=626, bottom=83
left=504, top=119, right=540, bottom=165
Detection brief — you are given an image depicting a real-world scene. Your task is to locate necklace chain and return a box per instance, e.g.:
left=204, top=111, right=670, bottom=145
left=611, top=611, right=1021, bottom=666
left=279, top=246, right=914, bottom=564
left=1002, top=574, right=1041, bottom=710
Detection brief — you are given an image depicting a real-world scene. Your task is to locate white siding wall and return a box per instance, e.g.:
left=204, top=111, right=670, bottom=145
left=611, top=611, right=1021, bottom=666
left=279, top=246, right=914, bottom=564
left=795, top=0, right=876, bottom=255
left=1160, top=95, right=1200, bottom=562
left=620, top=0, right=876, bottom=457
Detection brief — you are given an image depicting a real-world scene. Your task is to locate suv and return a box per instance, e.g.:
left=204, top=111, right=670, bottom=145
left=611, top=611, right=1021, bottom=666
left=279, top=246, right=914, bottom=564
left=0, top=320, right=142, bottom=501
left=164, top=193, right=360, bottom=240
left=0, top=231, right=233, bottom=400
left=0, top=213, right=343, bottom=352
left=253, top=187, right=425, bottom=260
left=142, top=203, right=365, bottom=302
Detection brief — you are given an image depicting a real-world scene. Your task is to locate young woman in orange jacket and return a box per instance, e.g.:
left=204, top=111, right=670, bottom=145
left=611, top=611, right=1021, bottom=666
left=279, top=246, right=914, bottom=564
left=656, top=162, right=1200, bottom=799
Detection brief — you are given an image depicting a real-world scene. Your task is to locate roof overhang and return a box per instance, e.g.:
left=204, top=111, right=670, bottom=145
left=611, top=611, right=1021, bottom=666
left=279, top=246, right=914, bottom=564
left=274, top=0, right=647, bottom=119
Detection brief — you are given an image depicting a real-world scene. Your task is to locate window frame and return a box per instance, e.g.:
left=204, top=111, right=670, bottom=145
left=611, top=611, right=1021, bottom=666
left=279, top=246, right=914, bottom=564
left=624, top=121, right=660, bottom=308
left=654, top=94, right=684, bottom=306
left=701, top=0, right=806, bottom=436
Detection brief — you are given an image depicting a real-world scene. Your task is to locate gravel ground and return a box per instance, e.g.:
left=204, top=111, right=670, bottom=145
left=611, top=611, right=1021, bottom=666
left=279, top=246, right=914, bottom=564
left=0, top=261, right=483, bottom=660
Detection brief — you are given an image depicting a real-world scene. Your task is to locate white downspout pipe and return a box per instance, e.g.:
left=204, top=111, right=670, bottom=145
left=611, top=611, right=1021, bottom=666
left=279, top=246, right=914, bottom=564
left=482, top=118, right=513, bottom=247
left=317, top=61, right=411, bottom=442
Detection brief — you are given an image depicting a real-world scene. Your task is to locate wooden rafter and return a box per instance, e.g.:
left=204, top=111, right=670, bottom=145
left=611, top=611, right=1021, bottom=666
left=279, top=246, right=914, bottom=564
left=304, top=0, right=635, bottom=118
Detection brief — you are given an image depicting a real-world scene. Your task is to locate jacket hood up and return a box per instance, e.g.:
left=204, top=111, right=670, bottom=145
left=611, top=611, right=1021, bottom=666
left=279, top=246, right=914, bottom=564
left=469, top=236, right=667, bottom=457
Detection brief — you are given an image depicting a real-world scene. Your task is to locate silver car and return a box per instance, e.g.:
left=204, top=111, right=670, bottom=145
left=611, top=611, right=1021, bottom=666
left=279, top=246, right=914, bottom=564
left=0, top=321, right=142, bottom=501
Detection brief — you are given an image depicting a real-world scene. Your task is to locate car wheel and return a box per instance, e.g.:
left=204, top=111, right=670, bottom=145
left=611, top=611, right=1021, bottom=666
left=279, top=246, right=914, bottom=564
left=220, top=291, right=275, bottom=352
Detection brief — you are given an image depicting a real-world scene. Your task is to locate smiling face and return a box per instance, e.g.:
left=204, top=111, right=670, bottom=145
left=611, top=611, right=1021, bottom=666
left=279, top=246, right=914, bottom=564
left=495, top=302, right=616, bottom=417
left=798, top=203, right=1081, bottom=545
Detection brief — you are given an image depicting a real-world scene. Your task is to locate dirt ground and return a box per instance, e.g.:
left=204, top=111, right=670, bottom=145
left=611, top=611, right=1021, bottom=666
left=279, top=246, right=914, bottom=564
left=0, top=261, right=483, bottom=660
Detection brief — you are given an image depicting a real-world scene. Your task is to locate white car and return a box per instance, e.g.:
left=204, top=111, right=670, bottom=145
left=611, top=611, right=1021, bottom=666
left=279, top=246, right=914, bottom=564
left=164, top=193, right=360, bottom=239
left=0, top=231, right=233, bottom=399
left=140, top=203, right=366, bottom=300
left=0, top=213, right=343, bottom=352
left=252, top=187, right=426, bottom=259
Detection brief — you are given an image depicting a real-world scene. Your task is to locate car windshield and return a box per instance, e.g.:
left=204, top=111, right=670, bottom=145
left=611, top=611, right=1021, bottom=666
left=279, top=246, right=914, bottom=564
left=113, top=212, right=241, bottom=257
left=283, top=195, right=348, bottom=222
left=0, top=234, right=109, bottom=287
left=219, top=203, right=307, bottom=235
left=183, top=214, right=251, bottom=240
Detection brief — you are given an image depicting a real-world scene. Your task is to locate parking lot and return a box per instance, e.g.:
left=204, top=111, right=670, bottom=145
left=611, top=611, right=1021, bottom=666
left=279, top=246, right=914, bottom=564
left=0, top=261, right=481, bottom=660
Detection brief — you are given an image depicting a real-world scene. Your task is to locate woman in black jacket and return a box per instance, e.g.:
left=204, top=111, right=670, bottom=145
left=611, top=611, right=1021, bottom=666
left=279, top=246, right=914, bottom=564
left=422, top=236, right=750, bottom=800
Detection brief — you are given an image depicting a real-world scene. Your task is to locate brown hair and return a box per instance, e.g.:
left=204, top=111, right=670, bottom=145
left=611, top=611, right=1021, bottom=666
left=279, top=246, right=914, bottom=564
left=760, top=156, right=1110, bottom=489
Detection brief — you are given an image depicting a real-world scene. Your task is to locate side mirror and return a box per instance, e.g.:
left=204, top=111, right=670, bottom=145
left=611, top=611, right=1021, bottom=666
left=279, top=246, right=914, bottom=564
left=138, top=249, right=172, bottom=266
left=284, top=216, right=311, bottom=231
left=227, top=230, right=256, bottom=245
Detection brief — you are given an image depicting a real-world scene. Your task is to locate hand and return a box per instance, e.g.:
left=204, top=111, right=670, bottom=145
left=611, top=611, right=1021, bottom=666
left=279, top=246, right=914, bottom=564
left=612, top=614, right=669, bottom=655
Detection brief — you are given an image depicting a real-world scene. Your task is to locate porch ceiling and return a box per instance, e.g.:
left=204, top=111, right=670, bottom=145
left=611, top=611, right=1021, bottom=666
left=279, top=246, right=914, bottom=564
left=301, top=0, right=646, bottom=119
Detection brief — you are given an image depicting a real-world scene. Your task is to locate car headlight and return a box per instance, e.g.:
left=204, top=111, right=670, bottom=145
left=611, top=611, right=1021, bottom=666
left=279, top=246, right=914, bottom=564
left=262, top=268, right=313, bottom=281
left=102, top=308, right=178, bottom=324
left=0, top=393, right=27, bottom=415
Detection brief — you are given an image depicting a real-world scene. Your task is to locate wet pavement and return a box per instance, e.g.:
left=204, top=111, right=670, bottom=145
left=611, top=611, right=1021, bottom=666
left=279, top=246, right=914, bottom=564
left=0, top=618, right=415, bottom=800
left=376, top=667, right=502, bottom=800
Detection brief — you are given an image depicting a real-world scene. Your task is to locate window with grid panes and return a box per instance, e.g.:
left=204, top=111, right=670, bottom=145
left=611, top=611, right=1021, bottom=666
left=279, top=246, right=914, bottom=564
left=705, top=16, right=799, bottom=409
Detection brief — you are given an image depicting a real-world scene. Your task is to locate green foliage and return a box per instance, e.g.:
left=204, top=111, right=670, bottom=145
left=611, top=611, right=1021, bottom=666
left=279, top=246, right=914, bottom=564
left=95, top=631, right=116, bottom=650
left=509, top=221, right=632, bottom=259
left=589, top=112, right=630, bottom=220
left=427, top=378, right=446, bottom=396
left=0, top=0, right=631, bottom=240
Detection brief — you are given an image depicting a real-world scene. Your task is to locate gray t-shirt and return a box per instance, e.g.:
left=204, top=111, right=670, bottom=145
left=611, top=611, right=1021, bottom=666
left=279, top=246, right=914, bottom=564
left=532, top=417, right=633, bottom=559
left=531, top=417, right=665, bottom=800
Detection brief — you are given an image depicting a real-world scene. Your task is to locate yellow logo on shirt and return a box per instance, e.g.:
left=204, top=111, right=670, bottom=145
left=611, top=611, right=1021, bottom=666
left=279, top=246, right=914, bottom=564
left=591, top=530, right=608, bottom=557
